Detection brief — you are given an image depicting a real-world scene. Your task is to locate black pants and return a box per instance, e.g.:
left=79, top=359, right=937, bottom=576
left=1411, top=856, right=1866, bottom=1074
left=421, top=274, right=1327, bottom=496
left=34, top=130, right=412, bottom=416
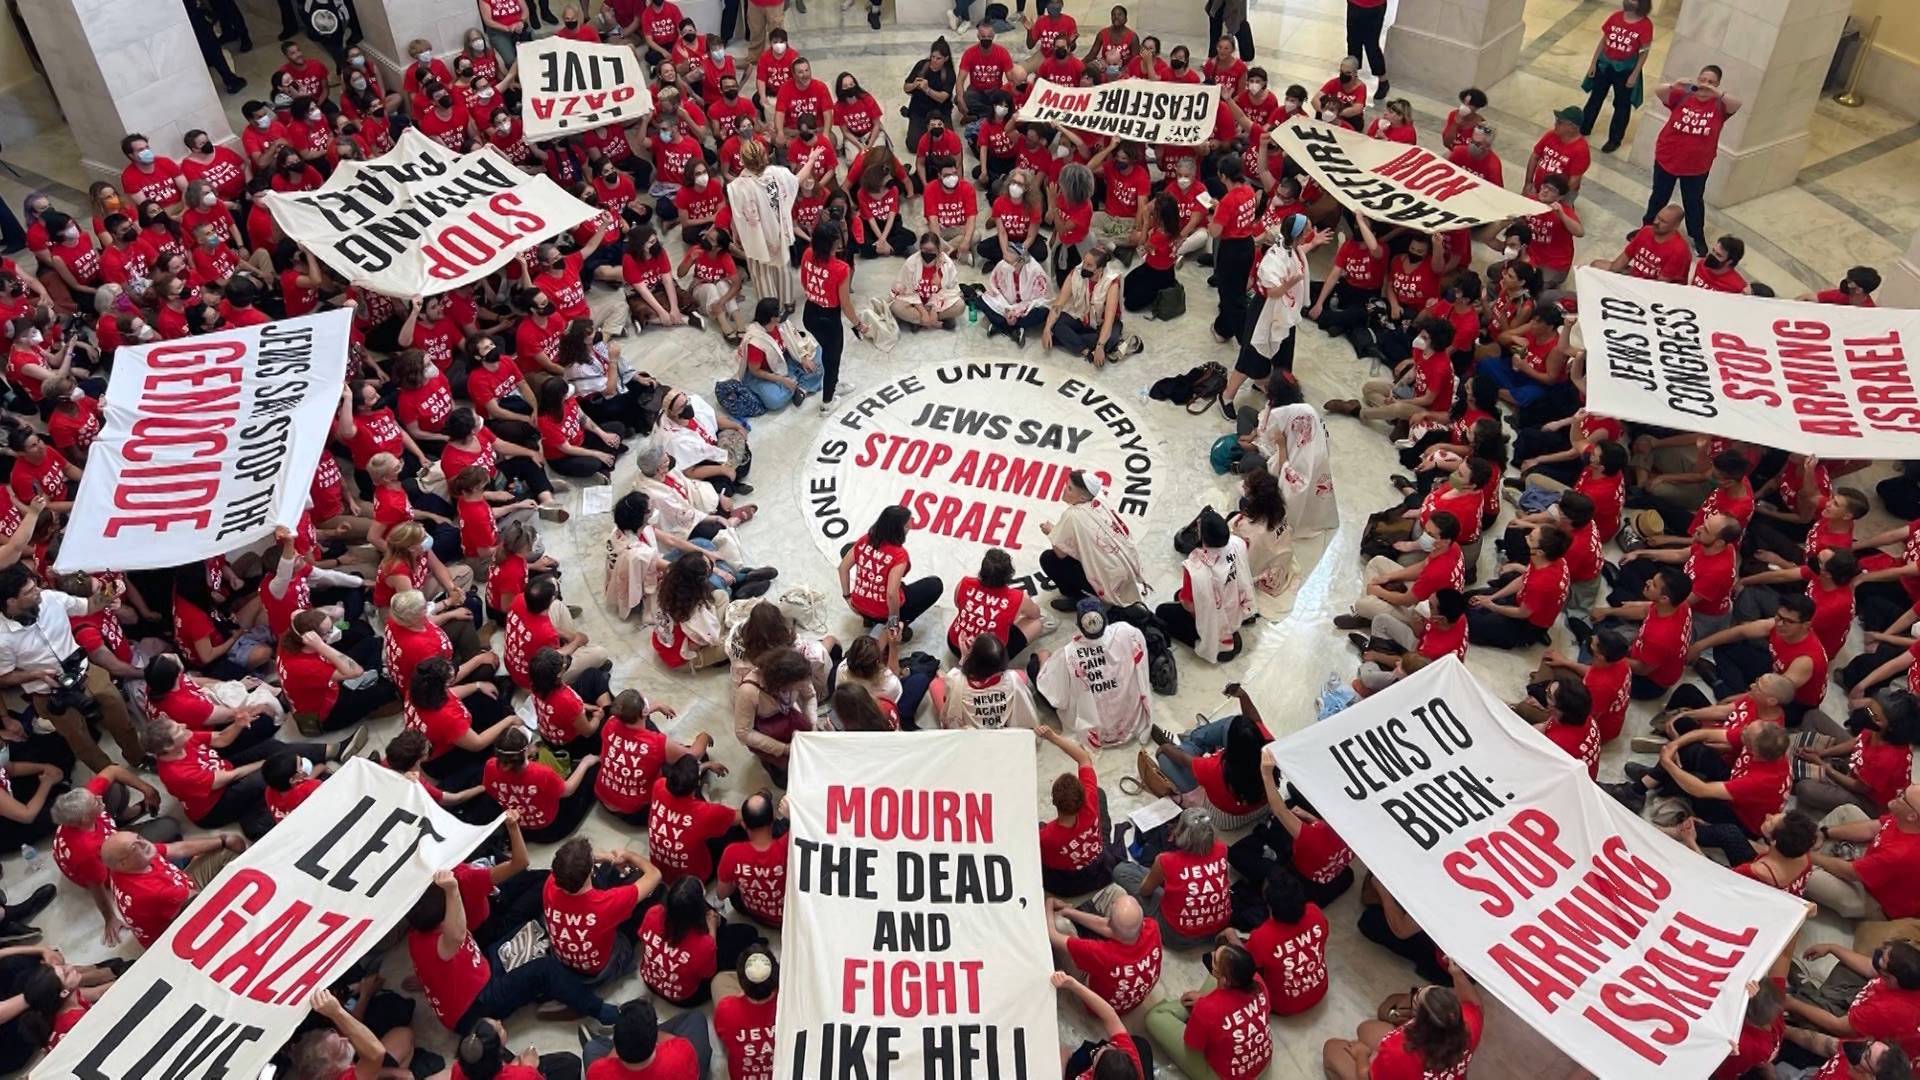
left=1644, top=165, right=1708, bottom=253
left=854, top=218, right=915, bottom=258
left=549, top=428, right=624, bottom=478
left=0, top=775, right=61, bottom=851
left=522, top=764, right=602, bottom=844
left=473, top=868, right=551, bottom=952
left=860, top=576, right=944, bottom=629
left=185, top=2, right=244, bottom=84
left=976, top=235, right=1046, bottom=274
left=1227, top=821, right=1354, bottom=911
left=1153, top=602, right=1242, bottom=661
left=803, top=301, right=847, bottom=403
left=1040, top=550, right=1094, bottom=600
left=1582, top=63, right=1637, bottom=148
left=1207, top=11, right=1254, bottom=61
left=979, top=305, right=1047, bottom=335
left=319, top=676, right=399, bottom=732
left=1122, top=263, right=1176, bottom=312
left=196, top=743, right=327, bottom=840
left=457, top=952, right=613, bottom=1035
left=1212, top=237, right=1255, bottom=341
left=1358, top=903, right=1448, bottom=984
left=1345, top=2, right=1388, bottom=77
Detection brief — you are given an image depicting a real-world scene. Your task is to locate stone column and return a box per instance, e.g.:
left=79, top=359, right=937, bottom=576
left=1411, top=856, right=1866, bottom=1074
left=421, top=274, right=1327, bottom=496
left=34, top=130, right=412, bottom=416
left=1628, top=0, right=1850, bottom=208
left=14, top=0, right=236, bottom=183
left=353, top=0, right=483, bottom=89
left=1881, top=230, right=1920, bottom=310
left=1383, top=0, right=1527, bottom=94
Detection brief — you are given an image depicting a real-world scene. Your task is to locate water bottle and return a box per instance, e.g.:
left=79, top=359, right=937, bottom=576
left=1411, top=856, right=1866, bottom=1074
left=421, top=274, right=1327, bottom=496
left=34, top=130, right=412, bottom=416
left=967, top=302, right=979, bottom=325
left=18, top=844, right=38, bottom=868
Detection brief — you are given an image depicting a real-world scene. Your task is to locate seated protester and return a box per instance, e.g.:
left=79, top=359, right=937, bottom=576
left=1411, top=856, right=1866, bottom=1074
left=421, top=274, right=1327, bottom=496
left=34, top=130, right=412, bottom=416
left=1746, top=451, right=1833, bottom=548
left=851, top=157, right=914, bottom=259
left=385, top=730, right=491, bottom=824
left=405, top=862, right=619, bottom=1035
left=595, top=689, right=716, bottom=826
left=1678, top=809, right=1816, bottom=897
left=544, top=837, right=662, bottom=986
left=1357, top=874, right=1449, bottom=984
left=673, top=161, right=726, bottom=246
left=978, top=168, right=1048, bottom=271
left=837, top=629, right=931, bottom=728
left=1742, top=546, right=1859, bottom=666
left=679, top=227, right=747, bottom=342
left=968, top=238, right=1054, bottom=344
left=890, top=232, right=964, bottom=330
left=1587, top=564, right=1694, bottom=701
left=1036, top=599, right=1153, bottom=749
left=1793, top=685, right=1918, bottom=818
left=1481, top=303, right=1576, bottom=425
left=1643, top=716, right=1792, bottom=867
left=103, top=829, right=246, bottom=948
left=731, top=646, right=818, bottom=784
left=637, top=876, right=763, bottom=1007
left=288, top=987, right=424, bottom=1080
left=1500, top=490, right=1603, bottom=616
left=383, top=589, right=500, bottom=705
left=1048, top=890, right=1162, bottom=1020
left=1042, top=245, right=1141, bottom=368
left=530, top=647, right=614, bottom=759
left=736, top=297, right=823, bottom=411
left=261, top=749, right=327, bottom=824
left=653, top=553, right=734, bottom=671
left=405, top=656, right=516, bottom=791
left=1529, top=677, right=1599, bottom=778
left=535, top=374, right=627, bottom=481
left=504, top=574, right=611, bottom=691
left=1354, top=591, right=1470, bottom=696
left=839, top=505, right=945, bottom=633
left=169, top=562, right=274, bottom=679
left=1138, top=700, right=1270, bottom=829
left=1120, top=193, right=1184, bottom=314
left=654, top=386, right=750, bottom=498
left=373, top=521, right=479, bottom=628
left=1358, top=456, right=1493, bottom=560
left=648, top=754, right=739, bottom=883
left=1801, top=264, right=1883, bottom=307
left=1223, top=869, right=1330, bottom=1018
left=1338, top=510, right=1466, bottom=634
left=1230, top=745, right=1357, bottom=908
left=1783, top=939, right=1920, bottom=1064
left=259, top=527, right=372, bottom=646
left=484, top=727, right=600, bottom=844
left=831, top=682, right=896, bottom=732
left=1634, top=445, right=1756, bottom=539
left=921, top=155, right=981, bottom=256
left=1324, top=320, right=1456, bottom=428
left=1322, top=959, right=1484, bottom=1080
left=1155, top=510, right=1255, bottom=662
left=1143, top=943, right=1272, bottom=1080
left=1689, top=591, right=1830, bottom=725
left=1055, top=971, right=1152, bottom=1080
left=937, top=633, right=1043, bottom=732
left=584, top=997, right=715, bottom=1079
left=948, top=548, right=1047, bottom=658
left=442, top=409, right=563, bottom=526
left=1805, top=781, right=1920, bottom=920
left=1523, top=629, right=1633, bottom=743
left=1111, top=808, right=1231, bottom=950
left=1307, top=214, right=1386, bottom=350
left=714, top=948, right=780, bottom=1080
left=1463, top=525, right=1570, bottom=647
left=603, top=492, right=668, bottom=623
left=0, top=752, right=63, bottom=854
left=145, top=716, right=348, bottom=841
left=450, top=464, right=534, bottom=563
left=1593, top=204, right=1692, bottom=283
left=622, top=229, right=699, bottom=331
left=715, top=790, right=790, bottom=928
left=1034, top=725, right=1119, bottom=894
left=51, top=771, right=177, bottom=945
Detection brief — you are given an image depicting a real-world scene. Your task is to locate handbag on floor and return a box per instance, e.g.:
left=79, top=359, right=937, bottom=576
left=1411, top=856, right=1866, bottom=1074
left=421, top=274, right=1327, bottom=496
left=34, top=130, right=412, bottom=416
left=1151, top=282, right=1186, bottom=321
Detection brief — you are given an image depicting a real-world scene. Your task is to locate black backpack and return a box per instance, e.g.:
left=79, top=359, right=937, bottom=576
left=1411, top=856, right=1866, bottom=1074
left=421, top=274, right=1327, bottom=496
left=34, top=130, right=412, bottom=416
left=1148, top=361, right=1228, bottom=412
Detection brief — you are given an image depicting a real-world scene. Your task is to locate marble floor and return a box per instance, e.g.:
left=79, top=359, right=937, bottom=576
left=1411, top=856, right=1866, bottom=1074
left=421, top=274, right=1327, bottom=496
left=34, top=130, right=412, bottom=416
left=0, top=0, right=1906, bottom=1076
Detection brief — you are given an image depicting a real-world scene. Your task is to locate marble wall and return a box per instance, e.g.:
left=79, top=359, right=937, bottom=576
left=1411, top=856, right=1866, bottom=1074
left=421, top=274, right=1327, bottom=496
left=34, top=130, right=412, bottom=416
left=1384, top=0, right=1528, bottom=93
left=16, top=0, right=235, bottom=182
left=353, top=0, right=486, bottom=89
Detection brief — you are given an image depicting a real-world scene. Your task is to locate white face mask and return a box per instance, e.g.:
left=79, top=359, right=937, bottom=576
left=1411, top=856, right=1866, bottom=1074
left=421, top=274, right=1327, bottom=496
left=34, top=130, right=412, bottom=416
left=296, top=757, right=316, bottom=777
left=1247, top=79, right=1265, bottom=93
left=771, top=42, right=787, bottom=55
left=941, top=174, right=958, bottom=190
left=1052, top=143, right=1070, bottom=159
left=307, top=109, right=323, bottom=122
left=24, top=329, right=41, bottom=346
left=350, top=75, right=368, bottom=90
left=1503, top=242, right=1521, bottom=259
left=349, top=55, right=366, bottom=68
left=61, top=228, right=79, bottom=243
left=1413, top=335, right=1431, bottom=353
left=1007, top=182, right=1024, bottom=199
left=710, top=48, right=724, bottom=61
left=133, top=321, right=156, bottom=341
left=469, top=39, right=485, bottom=52
left=254, top=114, right=274, bottom=130
left=1175, top=175, right=1193, bottom=187
left=478, top=87, right=495, bottom=100
left=1416, top=530, right=1437, bottom=551
left=199, top=192, right=218, bottom=208
left=416, top=49, right=433, bottom=62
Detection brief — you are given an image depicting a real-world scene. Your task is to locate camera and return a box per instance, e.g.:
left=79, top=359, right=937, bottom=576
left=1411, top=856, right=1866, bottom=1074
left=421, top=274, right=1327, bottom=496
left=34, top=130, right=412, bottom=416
left=44, top=648, right=99, bottom=720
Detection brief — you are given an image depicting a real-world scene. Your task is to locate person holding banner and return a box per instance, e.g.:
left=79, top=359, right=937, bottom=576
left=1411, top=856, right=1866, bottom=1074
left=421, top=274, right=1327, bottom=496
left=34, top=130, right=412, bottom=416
left=729, top=140, right=824, bottom=322
left=1322, top=958, right=1483, bottom=1080
left=1054, top=971, right=1151, bottom=1080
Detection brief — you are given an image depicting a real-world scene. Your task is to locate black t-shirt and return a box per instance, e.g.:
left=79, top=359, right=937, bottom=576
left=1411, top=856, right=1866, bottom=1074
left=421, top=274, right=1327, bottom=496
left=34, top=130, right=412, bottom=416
left=0, top=955, right=48, bottom=1073
left=906, top=59, right=956, bottom=119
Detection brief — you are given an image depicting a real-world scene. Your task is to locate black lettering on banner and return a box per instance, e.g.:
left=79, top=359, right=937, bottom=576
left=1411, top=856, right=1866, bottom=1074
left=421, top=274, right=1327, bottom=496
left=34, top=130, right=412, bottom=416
left=1325, top=693, right=1512, bottom=851
left=1286, top=122, right=1473, bottom=232
left=71, top=977, right=269, bottom=1080
left=293, top=152, right=523, bottom=273
left=532, top=47, right=641, bottom=130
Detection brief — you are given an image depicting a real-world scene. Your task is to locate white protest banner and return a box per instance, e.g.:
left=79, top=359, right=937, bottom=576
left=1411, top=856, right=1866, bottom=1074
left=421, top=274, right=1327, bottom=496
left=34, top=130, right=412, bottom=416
left=54, top=309, right=351, bottom=573
left=518, top=36, right=653, bottom=143
left=1015, top=77, right=1219, bottom=145
left=1273, top=117, right=1550, bottom=232
left=1576, top=266, right=1920, bottom=456
left=1268, top=657, right=1807, bottom=1080
left=33, top=760, right=495, bottom=1079
left=258, top=128, right=595, bottom=296
left=775, top=730, right=1057, bottom=1079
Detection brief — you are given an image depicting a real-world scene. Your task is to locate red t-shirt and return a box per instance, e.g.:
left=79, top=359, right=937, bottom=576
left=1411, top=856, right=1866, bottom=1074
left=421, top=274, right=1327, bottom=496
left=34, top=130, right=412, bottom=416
left=52, top=774, right=115, bottom=889
left=1713, top=977, right=1786, bottom=1079
left=483, top=758, right=567, bottom=830
left=1682, top=543, right=1737, bottom=616
left=1599, top=10, right=1653, bottom=61
left=717, top=834, right=789, bottom=925
left=587, top=1036, right=701, bottom=1079
left=152, top=681, right=221, bottom=730
left=408, top=918, right=489, bottom=1029
left=846, top=537, right=908, bottom=619
left=1334, top=238, right=1386, bottom=292
left=1655, top=86, right=1731, bottom=176
left=1527, top=201, right=1579, bottom=273
left=1211, top=185, right=1260, bottom=239
left=1291, top=818, right=1356, bottom=885
left=648, top=776, right=736, bottom=881
left=1184, top=979, right=1272, bottom=1080
left=1370, top=1003, right=1484, bottom=1079
left=1632, top=605, right=1691, bottom=687
left=1530, top=130, right=1590, bottom=187
left=1544, top=716, right=1601, bottom=779
left=960, top=43, right=1013, bottom=91
left=1724, top=753, right=1790, bottom=836
left=544, top=875, right=642, bottom=976
left=156, top=731, right=225, bottom=822
left=596, top=722, right=668, bottom=814
left=1691, top=258, right=1748, bottom=293
left=1064, top=921, right=1162, bottom=1014
left=1037, top=766, right=1105, bottom=871
left=406, top=695, right=474, bottom=760
left=713, top=992, right=778, bottom=1080
left=1621, top=226, right=1692, bottom=283
left=111, top=844, right=197, bottom=947
left=1849, top=977, right=1920, bottom=1058
left=800, top=250, right=849, bottom=309
left=638, top=903, right=717, bottom=1002
left=1247, top=905, right=1329, bottom=1014
left=1157, top=842, right=1231, bottom=939
left=1855, top=819, right=1920, bottom=918
left=266, top=776, right=322, bottom=821
left=1586, top=659, right=1632, bottom=743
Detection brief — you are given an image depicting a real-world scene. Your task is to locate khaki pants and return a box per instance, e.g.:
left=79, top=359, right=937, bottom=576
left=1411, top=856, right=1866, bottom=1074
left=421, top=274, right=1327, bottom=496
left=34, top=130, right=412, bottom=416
left=890, top=296, right=963, bottom=327
left=1803, top=804, right=1887, bottom=920
left=1352, top=555, right=1424, bottom=632
left=1359, top=377, right=1422, bottom=423
left=35, top=663, right=145, bottom=772
left=745, top=2, right=783, bottom=61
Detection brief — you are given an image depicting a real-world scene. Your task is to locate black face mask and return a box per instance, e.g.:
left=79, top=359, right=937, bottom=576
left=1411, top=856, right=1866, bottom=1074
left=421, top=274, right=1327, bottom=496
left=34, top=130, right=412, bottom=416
left=929, top=128, right=945, bottom=139
left=435, top=96, right=453, bottom=109
left=683, top=31, right=696, bottom=40
left=828, top=204, right=846, bottom=219
left=1340, top=71, right=1356, bottom=82
left=1171, top=58, right=1187, bottom=70
left=723, top=87, right=739, bottom=99
left=920, top=250, right=937, bottom=262
left=1704, top=254, right=1726, bottom=269
left=1846, top=707, right=1880, bottom=734
left=1080, top=267, right=1094, bottom=280
left=565, top=18, right=580, bottom=27
left=532, top=303, right=551, bottom=315
left=677, top=403, right=695, bottom=420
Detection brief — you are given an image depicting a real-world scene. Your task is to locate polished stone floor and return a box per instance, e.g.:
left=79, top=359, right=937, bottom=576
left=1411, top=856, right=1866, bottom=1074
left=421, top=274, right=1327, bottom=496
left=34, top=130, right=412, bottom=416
left=0, top=0, right=1903, bottom=1075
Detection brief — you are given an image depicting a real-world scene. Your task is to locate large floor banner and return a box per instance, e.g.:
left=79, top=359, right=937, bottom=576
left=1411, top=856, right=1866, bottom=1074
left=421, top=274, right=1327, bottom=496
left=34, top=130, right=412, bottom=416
left=34, top=760, right=494, bottom=1080
left=775, top=730, right=1057, bottom=1079
left=259, top=129, right=595, bottom=296
left=1273, top=118, right=1549, bottom=231
left=1269, top=658, right=1807, bottom=1080
left=55, top=310, right=351, bottom=572
left=1577, top=266, right=1920, bottom=456
left=1016, top=78, right=1219, bottom=145
left=518, top=36, right=654, bottom=143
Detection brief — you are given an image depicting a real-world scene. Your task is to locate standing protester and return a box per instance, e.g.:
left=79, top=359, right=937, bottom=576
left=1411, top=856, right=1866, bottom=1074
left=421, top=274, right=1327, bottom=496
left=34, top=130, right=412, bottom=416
left=1581, top=0, right=1654, bottom=154
left=1345, top=0, right=1389, bottom=99
left=1643, top=66, right=1742, bottom=258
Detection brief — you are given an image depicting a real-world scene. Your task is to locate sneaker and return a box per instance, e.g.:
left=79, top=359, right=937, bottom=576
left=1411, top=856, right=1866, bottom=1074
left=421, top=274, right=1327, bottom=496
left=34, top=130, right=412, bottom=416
left=947, top=9, right=961, bottom=28
left=819, top=396, right=836, bottom=413
left=4, top=884, right=55, bottom=924
left=1623, top=762, right=1656, bottom=785
left=1629, top=734, right=1670, bottom=754
left=686, top=311, right=705, bottom=330
left=1332, top=613, right=1371, bottom=631
left=1600, top=781, right=1646, bottom=812
left=1375, top=77, right=1390, bottom=99
left=1148, top=724, right=1175, bottom=747
left=334, top=726, right=371, bottom=762
left=1050, top=596, right=1080, bottom=613
left=1114, top=334, right=1143, bottom=360
left=1038, top=616, right=1059, bottom=635
left=1218, top=396, right=1237, bottom=422
left=1011, top=327, right=1026, bottom=348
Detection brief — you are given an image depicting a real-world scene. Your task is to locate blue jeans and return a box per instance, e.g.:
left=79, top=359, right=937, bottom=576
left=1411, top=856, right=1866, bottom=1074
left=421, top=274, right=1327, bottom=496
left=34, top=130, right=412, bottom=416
left=1477, top=354, right=1548, bottom=408
left=746, top=348, right=825, bottom=409
left=1154, top=716, right=1233, bottom=794
left=666, top=538, right=735, bottom=590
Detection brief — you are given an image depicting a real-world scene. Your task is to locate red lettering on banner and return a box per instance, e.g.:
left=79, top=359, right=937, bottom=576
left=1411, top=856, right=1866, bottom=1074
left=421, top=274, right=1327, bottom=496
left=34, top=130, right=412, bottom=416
left=424, top=191, right=549, bottom=281
left=168, top=866, right=376, bottom=1004
left=824, top=785, right=994, bottom=842
left=1370, top=147, right=1477, bottom=201
left=1710, top=332, right=1783, bottom=407
left=840, top=957, right=985, bottom=1017
left=104, top=334, right=253, bottom=536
